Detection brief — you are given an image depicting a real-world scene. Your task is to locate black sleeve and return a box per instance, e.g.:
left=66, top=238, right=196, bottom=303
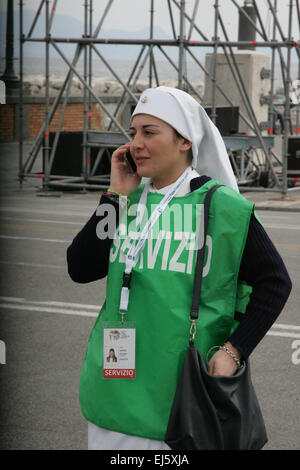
left=66, top=194, right=120, bottom=283
left=228, top=214, right=292, bottom=358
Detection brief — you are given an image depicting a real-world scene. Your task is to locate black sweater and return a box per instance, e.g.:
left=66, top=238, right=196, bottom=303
left=66, top=176, right=292, bottom=358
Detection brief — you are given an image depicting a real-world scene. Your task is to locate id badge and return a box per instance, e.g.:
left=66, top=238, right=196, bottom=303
left=103, top=322, right=136, bottom=379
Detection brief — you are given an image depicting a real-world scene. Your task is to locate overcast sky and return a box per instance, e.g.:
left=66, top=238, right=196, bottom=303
left=1, top=0, right=299, bottom=41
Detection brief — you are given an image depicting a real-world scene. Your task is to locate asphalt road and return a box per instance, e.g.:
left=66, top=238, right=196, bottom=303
left=0, top=188, right=299, bottom=450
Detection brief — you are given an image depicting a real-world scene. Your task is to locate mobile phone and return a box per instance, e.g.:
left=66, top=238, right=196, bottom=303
left=124, top=151, right=137, bottom=174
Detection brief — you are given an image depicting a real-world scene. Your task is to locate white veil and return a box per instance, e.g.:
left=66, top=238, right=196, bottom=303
left=131, top=86, right=238, bottom=192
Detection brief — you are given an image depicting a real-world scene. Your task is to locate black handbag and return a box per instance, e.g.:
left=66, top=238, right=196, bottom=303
left=165, top=185, right=268, bottom=450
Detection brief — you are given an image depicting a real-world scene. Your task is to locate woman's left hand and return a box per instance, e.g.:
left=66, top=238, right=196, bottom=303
left=207, top=342, right=241, bottom=377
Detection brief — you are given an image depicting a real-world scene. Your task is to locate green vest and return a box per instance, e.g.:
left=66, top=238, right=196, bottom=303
left=79, top=179, right=254, bottom=441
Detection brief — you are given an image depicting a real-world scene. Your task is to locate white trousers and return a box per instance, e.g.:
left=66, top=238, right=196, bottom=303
left=88, top=421, right=171, bottom=450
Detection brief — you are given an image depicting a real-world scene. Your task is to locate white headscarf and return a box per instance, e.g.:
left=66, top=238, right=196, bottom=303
left=131, top=86, right=239, bottom=192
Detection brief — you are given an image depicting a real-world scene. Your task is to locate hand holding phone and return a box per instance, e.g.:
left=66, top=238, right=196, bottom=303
left=110, top=144, right=140, bottom=196
left=124, top=151, right=137, bottom=174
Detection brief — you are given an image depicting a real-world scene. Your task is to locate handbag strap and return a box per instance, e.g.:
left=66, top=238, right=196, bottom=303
left=189, top=184, right=223, bottom=343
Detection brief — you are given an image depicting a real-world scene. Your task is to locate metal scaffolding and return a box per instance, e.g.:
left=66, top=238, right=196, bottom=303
left=17, top=0, right=300, bottom=193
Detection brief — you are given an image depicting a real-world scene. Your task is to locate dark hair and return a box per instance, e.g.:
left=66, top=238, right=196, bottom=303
left=108, top=348, right=117, bottom=362
left=173, top=128, right=183, bottom=140
left=173, top=128, right=193, bottom=163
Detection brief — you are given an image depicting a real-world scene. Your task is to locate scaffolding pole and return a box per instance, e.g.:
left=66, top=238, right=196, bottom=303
left=18, top=0, right=24, bottom=188
left=17, top=0, right=300, bottom=194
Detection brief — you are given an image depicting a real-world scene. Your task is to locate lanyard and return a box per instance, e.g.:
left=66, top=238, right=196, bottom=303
left=119, top=166, right=192, bottom=320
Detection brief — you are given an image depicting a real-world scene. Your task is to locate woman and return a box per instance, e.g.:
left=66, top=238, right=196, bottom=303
left=106, top=349, right=117, bottom=363
left=67, top=86, right=292, bottom=450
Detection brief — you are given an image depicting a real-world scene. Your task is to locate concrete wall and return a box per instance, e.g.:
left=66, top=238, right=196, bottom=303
left=204, top=51, right=271, bottom=135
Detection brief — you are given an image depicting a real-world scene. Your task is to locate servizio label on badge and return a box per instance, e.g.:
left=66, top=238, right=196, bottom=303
left=103, top=326, right=136, bottom=379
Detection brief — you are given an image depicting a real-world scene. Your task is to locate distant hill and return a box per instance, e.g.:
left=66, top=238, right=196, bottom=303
left=0, top=8, right=195, bottom=62
left=1, top=7, right=297, bottom=80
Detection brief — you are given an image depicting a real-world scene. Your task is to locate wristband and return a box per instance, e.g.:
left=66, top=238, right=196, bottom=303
left=107, top=188, right=127, bottom=198
left=103, top=190, right=130, bottom=210
left=206, top=344, right=243, bottom=369
left=219, top=345, right=242, bottom=369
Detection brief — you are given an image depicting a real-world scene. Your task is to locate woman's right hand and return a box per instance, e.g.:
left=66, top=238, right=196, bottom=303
left=109, top=142, right=141, bottom=196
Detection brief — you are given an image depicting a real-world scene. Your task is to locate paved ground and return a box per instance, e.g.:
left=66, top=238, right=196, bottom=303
left=0, top=141, right=299, bottom=450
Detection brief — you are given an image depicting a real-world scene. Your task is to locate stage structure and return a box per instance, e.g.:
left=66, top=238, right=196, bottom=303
left=17, top=0, right=300, bottom=194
